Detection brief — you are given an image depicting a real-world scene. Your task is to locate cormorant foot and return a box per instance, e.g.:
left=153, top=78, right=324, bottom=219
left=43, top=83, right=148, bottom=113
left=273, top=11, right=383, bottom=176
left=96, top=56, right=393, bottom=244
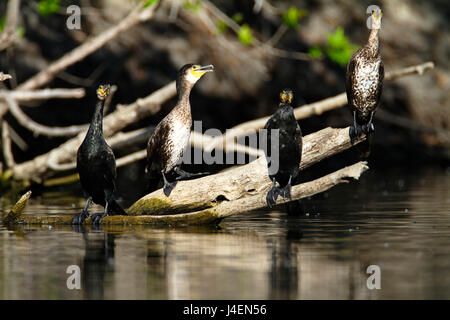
left=280, top=183, right=292, bottom=200
left=90, top=212, right=107, bottom=225
left=163, top=180, right=177, bottom=197
left=72, top=210, right=89, bottom=225
left=349, top=125, right=363, bottom=144
left=363, top=122, right=375, bottom=134
left=266, top=187, right=280, bottom=208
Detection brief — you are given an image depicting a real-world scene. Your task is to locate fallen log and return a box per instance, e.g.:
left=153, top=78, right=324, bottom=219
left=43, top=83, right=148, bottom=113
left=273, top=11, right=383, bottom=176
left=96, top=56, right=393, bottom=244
left=127, top=126, right=365, bottom=216
left=3, top=162, right=368, bottom=227
left=2, top=190, right=32, bottom=225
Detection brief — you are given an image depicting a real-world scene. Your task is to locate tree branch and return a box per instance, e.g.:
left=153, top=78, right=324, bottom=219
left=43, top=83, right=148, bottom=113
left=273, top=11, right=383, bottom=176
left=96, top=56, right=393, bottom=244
left=127, top=126, right=365, bottom=216
left=202, top=61, right=435, bottom=152
left=2, top=92, right=89, bottom=137
left=1, top=121, right=15, bottom=168
left=0, top=72, right=13, bottom=82
left=4, top=162, right=368, bottom=226
left=11, top=80, right=176, bottom=182
left=5, top=88, right=85, bottom=102
left=17, top=4, right=158, bottom=91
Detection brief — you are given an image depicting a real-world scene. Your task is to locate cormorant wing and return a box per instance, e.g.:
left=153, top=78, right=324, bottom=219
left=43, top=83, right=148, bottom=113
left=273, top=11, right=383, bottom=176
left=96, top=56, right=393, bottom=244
left=100, top=145, right=117, bottom=193
left=345, top=56, right=357, bottom=106
left=375, top=60, right=385, bottom=105
left=145, top=120, right=169, bottom=177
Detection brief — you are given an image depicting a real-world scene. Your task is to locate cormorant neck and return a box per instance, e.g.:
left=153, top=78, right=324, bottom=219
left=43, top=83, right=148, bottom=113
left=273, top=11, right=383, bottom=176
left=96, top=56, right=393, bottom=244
left=88, top=99, right=104, bottom=137
left=176, top=80, right=194, bottom=108
left=367, top=28, right=380, bottom=57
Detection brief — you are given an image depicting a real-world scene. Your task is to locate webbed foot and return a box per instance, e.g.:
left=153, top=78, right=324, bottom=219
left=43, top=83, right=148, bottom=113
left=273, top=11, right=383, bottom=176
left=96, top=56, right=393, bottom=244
left=362, top=122, right=375, bottom=134
left=280, top=177, right=292, bottom=200
left=266, top=187, right=280, bottom=208
left=72, top=210, right=89, bottom=225
left=349, top=124, right=363, bottom=144
left=90, top=212, right=106, bottom=225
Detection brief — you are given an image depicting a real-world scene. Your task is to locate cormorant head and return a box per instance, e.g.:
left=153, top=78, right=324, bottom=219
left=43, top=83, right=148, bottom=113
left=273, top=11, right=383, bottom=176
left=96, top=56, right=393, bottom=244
left=96, top=84, right=111, bottom=100
left=371, top=8, right=382, bottom=29
left=280, top=88, right=294, bottom=105
left=180, top=63, right=214, bottom=85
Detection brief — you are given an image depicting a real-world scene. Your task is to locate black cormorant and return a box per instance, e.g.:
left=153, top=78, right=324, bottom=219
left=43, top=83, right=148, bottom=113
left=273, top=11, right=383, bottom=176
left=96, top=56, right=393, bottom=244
left=72, top=84, right=127, bottom=225
left=264, top=89, right=303, bottom=207
left=146, top=64, right=214, bottom=197
left=346, top=9, right=384, bottom=144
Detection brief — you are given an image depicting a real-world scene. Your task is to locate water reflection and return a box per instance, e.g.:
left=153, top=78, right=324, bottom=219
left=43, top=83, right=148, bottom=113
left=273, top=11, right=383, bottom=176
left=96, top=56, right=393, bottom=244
left=0, top=168, right=449, bottom=299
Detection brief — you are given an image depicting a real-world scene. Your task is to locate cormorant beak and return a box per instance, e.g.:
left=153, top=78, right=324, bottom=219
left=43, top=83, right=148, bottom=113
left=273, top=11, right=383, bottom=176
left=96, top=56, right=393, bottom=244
left=198, top=65, right=214, bottom=73
left=97, top=84, right=111, bottom=100
left=190, top=64, right=214, bottom=80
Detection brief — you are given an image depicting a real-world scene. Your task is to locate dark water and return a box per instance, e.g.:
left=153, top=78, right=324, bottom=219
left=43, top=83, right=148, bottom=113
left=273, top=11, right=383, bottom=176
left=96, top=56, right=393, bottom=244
left=0, top=168, right=449, bottom=299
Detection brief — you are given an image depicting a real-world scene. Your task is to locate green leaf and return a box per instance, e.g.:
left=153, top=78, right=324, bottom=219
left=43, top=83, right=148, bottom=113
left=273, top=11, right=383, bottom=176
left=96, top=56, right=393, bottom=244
left=0, top=15, right=25, bottom=37
left=0, top=16, right=5, bottom=33
left=325, top=27, right=358, bottom=67
left=216, top=20, right=228, bottom=35
left=143, top=0, right=159, bottom=8
left=232, top=13, right=244, bottom=25
left=308, top=46, right=323, bottom=59
left=184, top=0, right=202, bottom=12
left=38, top=0, right=60, bottom=17
left=238, top=24, right=253, bottom=46
left=282, top=6, right=307, bottom=29
left=16, top=26, right=25, bottom=37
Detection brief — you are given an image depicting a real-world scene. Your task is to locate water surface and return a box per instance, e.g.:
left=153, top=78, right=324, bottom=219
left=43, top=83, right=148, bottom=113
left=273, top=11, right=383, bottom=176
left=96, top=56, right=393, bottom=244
left=0, top=168, right=449, bottom=299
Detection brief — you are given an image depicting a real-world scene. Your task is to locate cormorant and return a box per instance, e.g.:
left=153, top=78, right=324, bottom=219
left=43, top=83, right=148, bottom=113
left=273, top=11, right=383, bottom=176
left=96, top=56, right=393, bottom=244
left=72, top=84, right=127, bottom=225
left=346, top=9, right=384, bottom=145
left=264, top=89, right=303, bottom=207
left=146, top=64, right=214, bottom=197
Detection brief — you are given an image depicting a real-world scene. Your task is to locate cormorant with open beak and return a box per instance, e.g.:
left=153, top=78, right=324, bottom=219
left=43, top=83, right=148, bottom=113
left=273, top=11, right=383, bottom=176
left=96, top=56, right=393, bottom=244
left=346, top=9, right=384, bottom=144
left=72, top=85, right=127, bottom=225
left=264, top=89, right=303, bottom=207
left=146, top=64, right=214, bottom=197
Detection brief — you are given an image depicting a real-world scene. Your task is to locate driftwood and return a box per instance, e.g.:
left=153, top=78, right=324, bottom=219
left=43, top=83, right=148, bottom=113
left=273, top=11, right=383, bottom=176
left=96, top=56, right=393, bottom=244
left=2, top=191, right=32, bottom=225
left=2, top=162, right=367, bottom=226
left=5, top=61, right=433, bottom=184
left=1, top=124, right=368, bottom=226
left=127, top=126, right=364, bottom=215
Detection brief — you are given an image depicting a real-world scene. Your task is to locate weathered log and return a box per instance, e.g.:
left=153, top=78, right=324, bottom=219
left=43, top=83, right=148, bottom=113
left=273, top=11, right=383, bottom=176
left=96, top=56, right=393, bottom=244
left=4, top=162, right=368, bottom=227
left=2, top=190, right=32, bottom=225
left=127, top=126, right=365, bottom=216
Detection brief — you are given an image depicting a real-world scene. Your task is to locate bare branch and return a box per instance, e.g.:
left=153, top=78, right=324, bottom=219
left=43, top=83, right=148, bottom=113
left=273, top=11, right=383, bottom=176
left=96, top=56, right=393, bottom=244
left=203, top=61, right=435, bottom=152
left=17, top=4, right=158, bottom=91
left=128, top=126, right=366, bottom=216
left=385, top=61, right=434, bottom=79
left=0, top=72, right=13, bottom=82
left=5, top=88, right=86, bottom=102
left=0, top=0, right=21, bottom=51
left=1, top=121, right=15, bottom=168
left=11, top=80, right=176, bottom=182
left=2, top=93, right=89, bottom=137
